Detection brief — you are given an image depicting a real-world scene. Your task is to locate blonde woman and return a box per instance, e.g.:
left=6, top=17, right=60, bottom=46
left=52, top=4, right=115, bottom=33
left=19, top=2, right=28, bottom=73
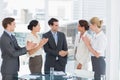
left=74, top=20, right=91, bottom=70
left=26, top=20, right=48, bottom=74
left=82, top=17, right=107, bottom=80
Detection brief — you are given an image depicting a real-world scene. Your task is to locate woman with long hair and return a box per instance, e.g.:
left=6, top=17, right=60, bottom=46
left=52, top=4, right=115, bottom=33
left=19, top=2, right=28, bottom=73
left=82, top=17, right=107, bottom=80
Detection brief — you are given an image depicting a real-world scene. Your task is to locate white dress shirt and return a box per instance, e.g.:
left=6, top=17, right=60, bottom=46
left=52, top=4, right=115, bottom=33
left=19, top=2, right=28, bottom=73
left=74, top=31, right=91, bottom=70
left=26, top=33, right=43, bottom=57
left=90, top=31, right=107, bottom=57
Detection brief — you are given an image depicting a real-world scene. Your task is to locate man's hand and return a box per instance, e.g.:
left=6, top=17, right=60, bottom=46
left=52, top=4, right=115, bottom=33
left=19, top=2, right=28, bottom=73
left=77, top=63, right=82, bottom=69
left=59, top=50, right=68, bottom=57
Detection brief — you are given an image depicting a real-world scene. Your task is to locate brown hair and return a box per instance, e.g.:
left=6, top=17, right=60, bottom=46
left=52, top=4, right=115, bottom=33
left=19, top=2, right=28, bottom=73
left=79, top=20, right=89, bottom=30
left=2, top=17, right=15, bottom=29
left=48, top=18, right=58, bottom=26
left=90, top=17, right=103, bottom=28
left=27, top=20, right=39, bottom=30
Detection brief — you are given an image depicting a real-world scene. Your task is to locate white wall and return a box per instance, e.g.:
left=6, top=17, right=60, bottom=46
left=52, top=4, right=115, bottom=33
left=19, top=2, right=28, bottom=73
left=106, top=0, right=120, bottom=80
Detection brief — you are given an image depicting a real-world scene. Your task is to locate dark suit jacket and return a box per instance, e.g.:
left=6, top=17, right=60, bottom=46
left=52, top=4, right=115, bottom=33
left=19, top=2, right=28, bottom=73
left=0, top=31, right=27, bottom=75
left=43, top=31, right=68, bottom=73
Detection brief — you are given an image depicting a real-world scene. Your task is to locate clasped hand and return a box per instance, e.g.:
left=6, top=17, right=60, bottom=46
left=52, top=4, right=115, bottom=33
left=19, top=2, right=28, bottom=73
left=59, top=50, right=68, bottom=57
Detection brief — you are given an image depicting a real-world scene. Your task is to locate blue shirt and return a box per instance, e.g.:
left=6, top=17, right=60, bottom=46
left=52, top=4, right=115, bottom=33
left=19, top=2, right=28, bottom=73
left=51, top=31, right=58, bottom=45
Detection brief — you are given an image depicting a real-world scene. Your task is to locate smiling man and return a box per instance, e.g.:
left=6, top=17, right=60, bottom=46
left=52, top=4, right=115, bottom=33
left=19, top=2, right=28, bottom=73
left=43, top=18, right=68, bottom=74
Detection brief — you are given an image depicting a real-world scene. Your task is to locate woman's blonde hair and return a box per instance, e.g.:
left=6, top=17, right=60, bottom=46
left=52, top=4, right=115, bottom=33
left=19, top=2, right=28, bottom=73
left=90, top=17, right=103, bottom=28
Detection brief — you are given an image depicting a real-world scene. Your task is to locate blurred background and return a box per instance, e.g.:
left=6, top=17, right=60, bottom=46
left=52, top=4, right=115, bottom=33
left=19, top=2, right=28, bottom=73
left=0, top=0, right=120, bottom=80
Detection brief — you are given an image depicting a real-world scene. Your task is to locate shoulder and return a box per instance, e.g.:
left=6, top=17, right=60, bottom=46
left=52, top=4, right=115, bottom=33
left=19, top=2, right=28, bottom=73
left=26, top=33, right=34, bottom=41
left=0, top=32, right=11, bottom=46
left=26, top=33, right=33, bottom=38
left=43, top=31, right=51, bottom=35
left=58, top=31, right=65, bottom=36
left=42, top=31, right=51, bottom=38
left=86, top=31, right=92, bottom=39
left=0, top=32, right=10, bottom=41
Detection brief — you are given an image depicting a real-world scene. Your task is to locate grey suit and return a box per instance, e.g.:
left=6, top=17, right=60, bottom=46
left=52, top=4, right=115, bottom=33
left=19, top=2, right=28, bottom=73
left=43, top=31, right=68, bottom=74
left=0, top=31, right=27, bottom=80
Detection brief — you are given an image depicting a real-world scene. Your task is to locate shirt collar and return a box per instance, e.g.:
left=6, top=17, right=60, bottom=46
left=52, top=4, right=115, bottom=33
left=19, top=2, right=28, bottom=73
left=51, top=31, right=57, bottom=35
left=4, top=30, right=12, bottom=37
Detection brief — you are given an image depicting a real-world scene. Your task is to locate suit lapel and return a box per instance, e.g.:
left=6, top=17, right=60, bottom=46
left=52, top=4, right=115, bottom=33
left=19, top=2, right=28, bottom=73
left=49, top=31, right=57, bottom=47
left=4, top=31, right=17, bottom=48
left=56, top=32, right=61, bottom=48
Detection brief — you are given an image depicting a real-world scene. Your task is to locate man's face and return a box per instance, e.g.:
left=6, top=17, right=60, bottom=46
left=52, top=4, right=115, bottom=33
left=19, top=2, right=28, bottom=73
left=8, top=21, right=16, bottom=32
left=50, top=22, right=59, bottom=32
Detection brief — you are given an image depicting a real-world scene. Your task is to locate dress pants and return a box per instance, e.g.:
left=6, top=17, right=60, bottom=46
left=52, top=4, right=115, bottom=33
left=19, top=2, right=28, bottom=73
left=91, top=56, right=106, bottom=80
left=44, top=60, right=66, bottom=74
left=2, top=73, right=18, bottom=80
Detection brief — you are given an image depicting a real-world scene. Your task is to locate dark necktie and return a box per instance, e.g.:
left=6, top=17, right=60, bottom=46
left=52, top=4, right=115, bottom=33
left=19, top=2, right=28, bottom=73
left=11, top=34, right=16, bottom=41
left=53, top=33, right=58, bottom=45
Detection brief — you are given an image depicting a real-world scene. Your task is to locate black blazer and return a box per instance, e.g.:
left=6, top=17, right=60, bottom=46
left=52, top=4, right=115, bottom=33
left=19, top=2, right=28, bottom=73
left=43, top=31, right=68, bottom=71
left=0, top=31, right=27, bottom=74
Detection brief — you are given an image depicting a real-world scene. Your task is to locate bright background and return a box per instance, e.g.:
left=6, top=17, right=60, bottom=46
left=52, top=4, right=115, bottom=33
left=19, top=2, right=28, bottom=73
left=0, top=0, right=120, bottom=80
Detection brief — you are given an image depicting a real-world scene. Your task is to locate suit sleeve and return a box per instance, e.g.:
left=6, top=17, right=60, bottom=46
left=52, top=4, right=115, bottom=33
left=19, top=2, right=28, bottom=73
left=2, top=39, right=27, bottom=57
left=62, top=33, right=68, bottom=51
left=42, top=34, right=59, bottom=56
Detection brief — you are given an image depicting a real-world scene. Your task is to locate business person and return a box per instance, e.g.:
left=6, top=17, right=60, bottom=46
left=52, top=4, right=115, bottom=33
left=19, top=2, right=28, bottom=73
left=0, top=17, right=36, bottom=80
left=74, top=20, right=91, bottom=70
left=26, top=20, right=48, bottom=74
left=43, top=18, right=68, bottom=74
left=82, top=17, right=107, bottom=80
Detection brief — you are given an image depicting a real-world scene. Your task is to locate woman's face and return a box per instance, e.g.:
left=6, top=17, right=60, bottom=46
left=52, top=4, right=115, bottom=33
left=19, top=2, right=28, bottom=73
left=77, top=24, right=84, bottom=32
left=33, top=23, right=41, bottom=32
left=90, top=23, right=96, bottom=31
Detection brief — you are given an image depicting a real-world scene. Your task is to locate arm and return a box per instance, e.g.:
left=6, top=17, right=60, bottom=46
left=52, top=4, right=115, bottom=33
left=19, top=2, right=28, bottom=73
left=1, top=37, right=37, bottom=57
left=86, top=44, right=100, bottom=58
left=28, top=38, right=48, bottom=55
left=28, top=43, right=42, bottom=55
left=74, top=34, right=79, bottom=54
left=59, top=33, right=68, bottom=57
left=77, top=52, right=90, bottom=69
left=62, top=33, right=68, bottom=51
left=82, top=36, right=99, bottom=58
left=2, top=39, right=27, bottom=57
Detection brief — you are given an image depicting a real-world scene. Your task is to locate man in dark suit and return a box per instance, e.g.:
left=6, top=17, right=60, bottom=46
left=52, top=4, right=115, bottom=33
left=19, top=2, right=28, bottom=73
left=43, top=18, right=68, bottom=74
left=0, top=17, right=36, bottom=80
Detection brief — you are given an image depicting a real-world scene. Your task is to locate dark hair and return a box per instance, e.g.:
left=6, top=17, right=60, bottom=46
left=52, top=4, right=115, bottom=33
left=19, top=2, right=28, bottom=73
left=2, top=17, right=15, bottom=29
left=27, top=20, right=39, bottom=30
left=48, top=18, right=58, bottom=26
left=79, top=20, right=89, bottom=30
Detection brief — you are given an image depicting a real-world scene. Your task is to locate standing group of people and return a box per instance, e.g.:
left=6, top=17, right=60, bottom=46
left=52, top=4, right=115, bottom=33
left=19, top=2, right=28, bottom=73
left=0, top=17, right=107, bottom=80
left=74, top=17, right=107, bottom=80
